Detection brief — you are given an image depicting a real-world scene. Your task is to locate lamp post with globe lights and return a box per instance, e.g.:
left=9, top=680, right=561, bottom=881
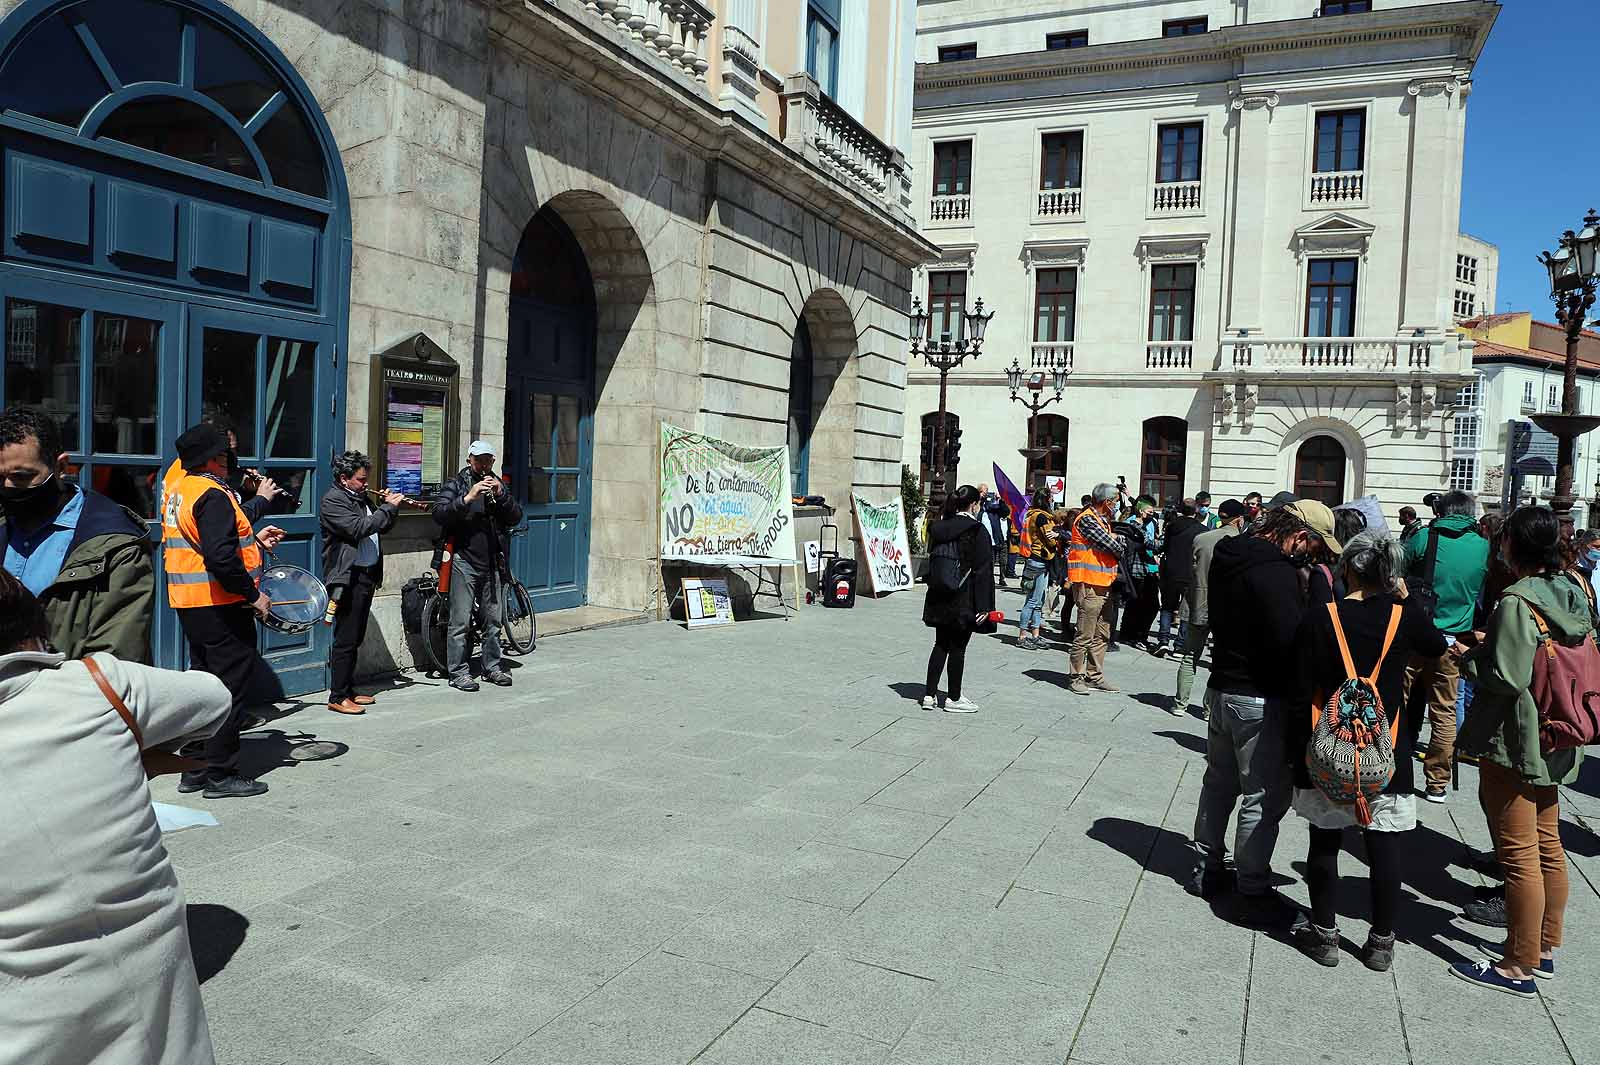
left=1006, top=351, right=1070, bottom=490
left=1534, top=208, right=1600, bottom=533
left=909, top=294, right=994, bottom=512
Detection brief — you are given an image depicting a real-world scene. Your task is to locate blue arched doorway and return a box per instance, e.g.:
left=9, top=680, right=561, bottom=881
left=0, top=0, right=351, bottom=695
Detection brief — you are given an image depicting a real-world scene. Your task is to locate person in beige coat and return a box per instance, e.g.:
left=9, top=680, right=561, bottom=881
left=0, top=570, right=232, bottom=1065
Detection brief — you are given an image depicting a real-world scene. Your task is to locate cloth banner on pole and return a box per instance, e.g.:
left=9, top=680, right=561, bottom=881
left=853, top=494, right=913, bottom=594
left=659, top=424, right=798, bottom=564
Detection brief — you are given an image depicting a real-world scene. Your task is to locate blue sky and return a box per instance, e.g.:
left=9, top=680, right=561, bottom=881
left=1461, top=0, right=1600, bottom=319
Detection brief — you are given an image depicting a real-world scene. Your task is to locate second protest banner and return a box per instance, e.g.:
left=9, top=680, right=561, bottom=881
left=853, top=494, right=913, bottom=594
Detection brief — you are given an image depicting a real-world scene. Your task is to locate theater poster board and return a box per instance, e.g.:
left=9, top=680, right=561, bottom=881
left=368, top=333, right=459, bottom=502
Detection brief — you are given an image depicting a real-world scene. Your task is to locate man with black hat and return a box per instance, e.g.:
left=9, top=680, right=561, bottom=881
left=163, top=423, right=285, bottom=799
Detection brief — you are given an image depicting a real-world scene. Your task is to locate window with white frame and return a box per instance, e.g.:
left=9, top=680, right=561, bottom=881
left=1449, top=457, right=1477, bottom=493
left=1453, top=413, right=1480, bottom=451
left=1456, top=254, right=1478, bottom=285
left=1454, top=289, right=1475, bottom=319
left=1548, top=382, right=1560, bottom=410
left=1523, top=380, right=1536, bottom=409
left=1454, top=375, right=1481, bottom=410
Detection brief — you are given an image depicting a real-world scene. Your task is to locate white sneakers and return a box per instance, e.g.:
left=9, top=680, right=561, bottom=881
left=920, top=694, right=939, bottom=710
left=942, top=696, right=980, bottom=714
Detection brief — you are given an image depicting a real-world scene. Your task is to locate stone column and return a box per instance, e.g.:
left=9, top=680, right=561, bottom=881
left=1224, top=91, right=1278, bottom=337
left=1400, top=78, right=1463, bottom=332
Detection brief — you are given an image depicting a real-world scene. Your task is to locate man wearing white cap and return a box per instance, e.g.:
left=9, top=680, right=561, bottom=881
left=430, top=441, right=523, bottom=692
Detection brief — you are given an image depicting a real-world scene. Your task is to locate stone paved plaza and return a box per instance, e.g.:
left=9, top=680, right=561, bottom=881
left=156, top=586, right=1600, bottom=1065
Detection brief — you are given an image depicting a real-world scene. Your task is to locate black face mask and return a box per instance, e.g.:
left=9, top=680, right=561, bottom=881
left=0, top=473, right=64, bottom=526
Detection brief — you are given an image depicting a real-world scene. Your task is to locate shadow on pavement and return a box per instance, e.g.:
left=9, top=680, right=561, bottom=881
left=187, top=904, right=248, bottom=984
left=1153, top=730, right=1206, bottom=755
left=237, top=730, right=351, bottom=779
left=887, top=682, right=925, bottom=703
left=1022, top=668, right=1074, bottom=688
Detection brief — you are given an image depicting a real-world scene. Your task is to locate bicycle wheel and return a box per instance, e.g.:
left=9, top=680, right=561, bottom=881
left=422, top=593, right=451, bottom=676
left=501, top=578, right=537, bottom=655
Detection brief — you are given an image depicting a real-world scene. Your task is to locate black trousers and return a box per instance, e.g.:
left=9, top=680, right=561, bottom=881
left=178, top=604, right=264, bottom=780
left=329, top=565, right=379, bottom=701
left=1306, top=825, right=1406, bottom=937
left=925, top=623, right=973, bottom=700
left=1119, top=578, right=1160, bottom=644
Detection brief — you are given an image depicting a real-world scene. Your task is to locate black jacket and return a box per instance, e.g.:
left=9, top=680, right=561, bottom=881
left=922, top=515, right=996, bottom=629
left=430, top=467, right=523, bottom=574
left=319, top=484, right=399, bottom=588
left=1160, top=515, right=1204, bottom=601
left=192, top=483, right=259, bottom=603
left=980, top=493, right=1009, bottom=546
left=1111, top=519, right=1145, bottom=600
left=1207, top=533, right=1308, bottom=699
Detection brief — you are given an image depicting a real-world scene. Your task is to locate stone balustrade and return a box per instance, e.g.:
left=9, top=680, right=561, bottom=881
left=1146, top=341, right=1194, bottom=369
left=1036, top=188, right=1082, bottom=220
left=930, top=193, right=970, bottom=222
left=591, top=0, right=713, bottom=82
left=781, top=74, right=912, bottom=217
left=1310, top=170, right=1364, bottom=205
left=1151, top=179, right=1202, bottom=213
left=1031, top=341, right=1074, bottom=372
left=1226, top=335, right=1452, bottom=372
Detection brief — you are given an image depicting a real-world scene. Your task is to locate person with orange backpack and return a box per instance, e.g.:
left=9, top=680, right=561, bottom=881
left=1287, top=531, right=1445, bottom=970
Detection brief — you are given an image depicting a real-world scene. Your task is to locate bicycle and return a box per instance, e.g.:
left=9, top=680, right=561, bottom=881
left=415, top=559, right=537, bottom=677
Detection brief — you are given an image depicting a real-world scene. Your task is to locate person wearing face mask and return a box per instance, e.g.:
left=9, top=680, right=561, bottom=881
left=431, top=441, right=524, bottom=692
left=1195, top=491, right=1220, bottom=531
left=1189, top=500, right=1343, bottom=924
left=158, top=418, right=282, bottom=524
left=0, top=408, right=153, bottom=662
left=921, top=484, right=996, bottom=713
left=319, top=451, right=404, bottom=715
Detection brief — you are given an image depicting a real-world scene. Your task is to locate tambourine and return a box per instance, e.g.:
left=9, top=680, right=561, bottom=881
left=257, top=563, right=329, bottom=635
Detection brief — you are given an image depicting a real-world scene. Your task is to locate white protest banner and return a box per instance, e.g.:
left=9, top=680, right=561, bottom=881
left=852, top=494, right=913, bottom=594
left=659, top=424, right=798, bottom=564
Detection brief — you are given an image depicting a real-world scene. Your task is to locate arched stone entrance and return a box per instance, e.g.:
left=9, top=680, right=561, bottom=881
left=793, top=288, right=859, bottom=508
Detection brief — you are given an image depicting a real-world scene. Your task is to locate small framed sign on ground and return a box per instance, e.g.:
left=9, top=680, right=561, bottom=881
left=682, top=577, right=735, bottom=628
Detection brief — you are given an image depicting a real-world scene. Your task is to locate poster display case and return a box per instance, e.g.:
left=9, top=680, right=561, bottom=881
left=367, top=333, right=459, bottom=502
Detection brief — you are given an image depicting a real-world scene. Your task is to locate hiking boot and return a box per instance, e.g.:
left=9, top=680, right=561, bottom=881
left=1463, top=892, right=1509, bottom=928
left=202, top=774, right=268, bottom=799
left=1088, top=679, right=1121, bottom=694
left=1448, top=960, right=1536, bottom=998
left=1291, top=914, right=1340, bottom=967
left=1361, top=933, right=1396, bottom=972
left=1479, top=941, right=1555, bottom=980
left=1067, top=678, right=1092, bottom=696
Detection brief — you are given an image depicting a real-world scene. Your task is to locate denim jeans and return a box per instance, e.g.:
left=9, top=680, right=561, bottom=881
left=1019, top=559, right=1049, bottom=631
left=1191, top=689, right=1293, bottom=895
left=1173, top=622, right=1209, bottom=709
left=447, top=555, right=504, bottom=680
left=1157, top=609, right=1186, bottom=649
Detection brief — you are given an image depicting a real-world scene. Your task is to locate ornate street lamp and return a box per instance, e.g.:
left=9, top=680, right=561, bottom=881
left=1007, top=349, right=1070, bottom=488
left=1533, top=208, right=1600, bottom=533
left=909, top=294, right=995, bottom=510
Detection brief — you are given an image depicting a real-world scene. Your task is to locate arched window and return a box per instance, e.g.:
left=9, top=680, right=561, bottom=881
left=0, top=0, right=329, bottom=197
left=920, top=410, right=958, bottom=491
left=1140, top=417, right=1186, bottom=504
left=1295, top=436, right=1347, bottom=506
left=788, top=319, right=814, bottom=497
left=1026, top=413, right=1069, bottom=490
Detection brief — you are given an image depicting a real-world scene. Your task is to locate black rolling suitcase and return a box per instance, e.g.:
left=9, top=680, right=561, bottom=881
left=822, top=558, right=857, bottom=608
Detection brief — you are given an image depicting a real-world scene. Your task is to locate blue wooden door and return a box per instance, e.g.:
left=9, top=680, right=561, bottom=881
left=505, top=300, right=592, bottom=611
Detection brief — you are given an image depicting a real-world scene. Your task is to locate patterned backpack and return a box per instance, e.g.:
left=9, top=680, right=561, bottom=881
left=1306, top=602, right=1403, bottom=827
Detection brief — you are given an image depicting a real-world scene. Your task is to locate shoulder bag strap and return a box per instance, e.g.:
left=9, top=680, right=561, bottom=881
left=1421, top=526, right=1443, bottom=586
left=84, top=656, right=143, bottom=749
left=1367, top=604, right=1404, bottom=684
left=1326, top=601, right=1360, bottom=680
left=1504, top=593, right=1556, bottom=660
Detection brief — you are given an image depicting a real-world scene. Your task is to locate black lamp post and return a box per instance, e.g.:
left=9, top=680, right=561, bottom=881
left=909, top=294, right=994, bottom=511
left=1534, top=208, right=1600, bottom=534
left=1006, top=351, right=1070, bottom=489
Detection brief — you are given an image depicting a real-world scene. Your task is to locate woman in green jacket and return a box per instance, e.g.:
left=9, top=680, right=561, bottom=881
left=1452, top=505, right=1585, bottom=998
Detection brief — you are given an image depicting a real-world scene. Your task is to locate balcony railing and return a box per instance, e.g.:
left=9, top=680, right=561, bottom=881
left=930, top=194, right=971, bottom=222
left=1310, top=170, right=1364, bottom=205
left=1036, top=188, right=1082, bottom=220
left=1226, top=336, right=1451, bottom=372
left=592, top=0, right=714, bottom=82
left=1031, top=341, right=1075, bottom=372
left=1151, top=180, right=1201, bottom=214
left=780, top=74, right=911, bottom=215
left=1146, top=341, right=1194, bottom=369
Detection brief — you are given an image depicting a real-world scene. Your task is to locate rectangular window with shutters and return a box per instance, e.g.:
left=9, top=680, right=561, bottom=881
left=1046, top=31, right=1088, bottom=50
left=1033, top=269, right=1077, bottom=343
left=1039, top=131, right=1083, bottom=190
left=1314, top=110, right=1364, bottom=172
left=927, top=271, right=966, bottom=344
left=1148, top=264, right=1196, bottom=342
left=932, top=140, right=972, bottom=196
left=1156, top=123, right=1202, bottom=183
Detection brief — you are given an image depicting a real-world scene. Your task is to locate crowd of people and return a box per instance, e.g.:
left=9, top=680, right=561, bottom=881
left=0, top=405, right=526, bottom=1063
left=921, top=477, right=1589, bottom=995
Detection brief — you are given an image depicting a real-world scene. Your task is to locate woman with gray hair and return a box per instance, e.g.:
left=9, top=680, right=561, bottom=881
left=1287, top=531, right=1446, bottom=972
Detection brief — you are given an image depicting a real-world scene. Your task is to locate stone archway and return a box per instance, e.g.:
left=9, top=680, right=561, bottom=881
left=795, top=288, right=860, bottom=508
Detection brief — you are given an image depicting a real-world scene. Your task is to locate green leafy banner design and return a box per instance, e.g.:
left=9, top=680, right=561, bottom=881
left=660, top=424, right=797, bottom=561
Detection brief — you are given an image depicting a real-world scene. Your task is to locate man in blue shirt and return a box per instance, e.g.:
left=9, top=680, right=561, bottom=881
left=0, top=408, right=153, bottom=661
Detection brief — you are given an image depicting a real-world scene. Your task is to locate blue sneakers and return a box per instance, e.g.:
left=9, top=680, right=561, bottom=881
left=1479, top=941, right=1555, bottom=980
left=1449, top=960, right=1537, bottom=998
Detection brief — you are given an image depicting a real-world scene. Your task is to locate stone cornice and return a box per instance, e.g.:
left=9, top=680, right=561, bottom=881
left=914, top=2, right=1498, bottom=96
left=489, top=0, right=938, bottom=267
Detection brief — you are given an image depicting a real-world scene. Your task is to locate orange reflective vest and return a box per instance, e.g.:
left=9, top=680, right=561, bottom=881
left=162, top=473, right=263, bottom=609
left=1066, top=507, right=1119, bottom=588
left=159, top=458, right=183, bottom=519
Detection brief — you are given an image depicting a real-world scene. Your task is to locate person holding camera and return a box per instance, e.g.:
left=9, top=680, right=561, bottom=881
left=430, top=441, right=523, bottom=692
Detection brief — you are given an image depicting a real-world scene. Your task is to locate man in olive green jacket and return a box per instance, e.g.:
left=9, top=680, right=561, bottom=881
left=1, top=409, right=154, bottom=662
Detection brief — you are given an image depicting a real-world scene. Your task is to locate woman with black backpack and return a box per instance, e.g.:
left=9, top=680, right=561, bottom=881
left=922, top=484, right=996, bottom=714
left=1288, top=531, right=1445, bottom=972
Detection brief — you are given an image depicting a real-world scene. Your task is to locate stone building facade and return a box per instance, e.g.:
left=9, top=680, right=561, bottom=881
left=902, top=0, right=1499, bottom=523
left=0, top=0, right=930, bottom=692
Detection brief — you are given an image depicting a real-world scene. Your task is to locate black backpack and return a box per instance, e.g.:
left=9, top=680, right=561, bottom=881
left=928, top=537, right=969, bottom=594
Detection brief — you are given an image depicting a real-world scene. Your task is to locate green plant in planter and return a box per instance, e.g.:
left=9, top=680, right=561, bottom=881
left=901, top=464, right=926, bottom=555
